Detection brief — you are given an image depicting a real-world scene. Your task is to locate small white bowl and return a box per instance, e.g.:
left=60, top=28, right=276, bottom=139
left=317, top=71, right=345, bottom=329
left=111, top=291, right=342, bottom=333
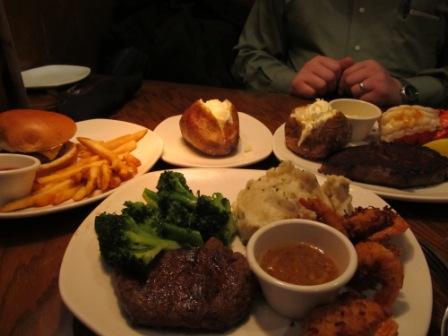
left=0, top=153, right=40, bottom=206
left=330, top=98, right=382, bottom=143
left=246, top=218, right=357, bottom=320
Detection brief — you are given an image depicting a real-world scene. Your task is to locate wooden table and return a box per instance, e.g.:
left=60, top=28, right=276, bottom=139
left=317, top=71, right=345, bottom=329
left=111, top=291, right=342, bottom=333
left=1, top=80, right=447, bottom=336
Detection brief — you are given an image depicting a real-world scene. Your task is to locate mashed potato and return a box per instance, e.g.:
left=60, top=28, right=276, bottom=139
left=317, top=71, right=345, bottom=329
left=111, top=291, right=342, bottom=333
left=233, top=161, right=353, bottom=243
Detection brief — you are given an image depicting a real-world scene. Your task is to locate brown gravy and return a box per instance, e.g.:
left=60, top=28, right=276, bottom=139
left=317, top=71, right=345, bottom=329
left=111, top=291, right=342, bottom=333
left=260, top=242, right=339, bottom=286
left=0, top=167, right=18, bottom=171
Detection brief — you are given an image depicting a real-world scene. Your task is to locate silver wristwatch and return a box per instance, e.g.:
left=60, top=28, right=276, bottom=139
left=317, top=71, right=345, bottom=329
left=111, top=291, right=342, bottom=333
left=399, top=79, right=419, bottom=104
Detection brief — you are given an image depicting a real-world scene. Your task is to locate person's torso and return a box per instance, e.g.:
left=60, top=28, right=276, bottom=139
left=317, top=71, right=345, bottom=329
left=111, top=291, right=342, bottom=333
left=285, top=0, right=446, bottom=76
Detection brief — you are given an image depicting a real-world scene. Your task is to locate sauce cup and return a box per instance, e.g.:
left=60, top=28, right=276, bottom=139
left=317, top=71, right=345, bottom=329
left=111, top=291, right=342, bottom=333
left=330, top=98, right=382, bottom=143
left=246, top=218, right=357, bottom=320
left=0, top=153, right=40, bottom=207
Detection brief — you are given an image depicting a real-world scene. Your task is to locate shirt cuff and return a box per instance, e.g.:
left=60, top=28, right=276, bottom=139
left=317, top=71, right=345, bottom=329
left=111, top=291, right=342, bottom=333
left=269, top=68, right=296, bottom=93
left=405, top=76, right=446, bottom=106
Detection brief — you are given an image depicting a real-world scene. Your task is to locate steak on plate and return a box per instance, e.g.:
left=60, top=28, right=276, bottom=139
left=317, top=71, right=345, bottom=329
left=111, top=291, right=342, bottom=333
left=319, top=142, right=448, bottom=188
left=111, top=237, right=256, bottom=332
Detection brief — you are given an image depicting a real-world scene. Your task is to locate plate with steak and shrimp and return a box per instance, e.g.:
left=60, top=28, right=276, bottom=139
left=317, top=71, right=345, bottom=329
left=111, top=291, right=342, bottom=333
left=59, top=164, right=431, bottom=336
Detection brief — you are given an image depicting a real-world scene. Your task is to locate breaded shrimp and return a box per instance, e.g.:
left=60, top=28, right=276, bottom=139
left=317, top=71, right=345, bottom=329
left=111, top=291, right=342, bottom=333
left=345, top=207, right=408, bottom=243
left=299, top=198, right=348, bottom=236
left=303, top=292, right=397, bottom=336
left=351, top=241, right=404, bottom=310
left=299, top=199, right=408, bottom=243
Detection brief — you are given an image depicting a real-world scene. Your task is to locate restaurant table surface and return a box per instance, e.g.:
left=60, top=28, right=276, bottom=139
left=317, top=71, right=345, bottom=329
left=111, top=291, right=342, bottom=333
left=1, top=80, right=447, bottom=336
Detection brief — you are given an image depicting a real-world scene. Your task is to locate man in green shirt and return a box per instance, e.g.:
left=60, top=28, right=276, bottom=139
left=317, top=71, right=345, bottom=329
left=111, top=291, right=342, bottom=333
left=232, top=0, right=448, bottom=107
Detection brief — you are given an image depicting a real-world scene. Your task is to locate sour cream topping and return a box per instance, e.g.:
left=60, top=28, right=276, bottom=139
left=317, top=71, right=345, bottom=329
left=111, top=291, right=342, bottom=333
left=203, top=99, right=233, bottom=128
left=292, top=99, right=338, bottom=145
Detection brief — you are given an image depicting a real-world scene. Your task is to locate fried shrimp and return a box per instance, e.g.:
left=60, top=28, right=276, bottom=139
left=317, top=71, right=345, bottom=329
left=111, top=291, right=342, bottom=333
left=351, top=241, right=404, bottom=310
left=299, top=198, right=348, bottom=236
left=344, top=207, right=408, bottom=243
left=299, top=199, right=408, bottom=243
left=303, top=292, right=398, bottom=336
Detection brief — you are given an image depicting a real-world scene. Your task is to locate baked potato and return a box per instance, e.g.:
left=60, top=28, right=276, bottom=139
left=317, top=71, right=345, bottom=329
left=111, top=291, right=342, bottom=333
left=285, top=99, right=352, bottom=160
left=180, top=98, right=239, bottom=156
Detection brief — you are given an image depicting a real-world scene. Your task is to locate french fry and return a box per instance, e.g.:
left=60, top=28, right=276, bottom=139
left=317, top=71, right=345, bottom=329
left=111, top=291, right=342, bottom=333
left=52, top=185, right=82, bottom=205
left=74, top=165, right=101, bottom=201
left=36, top=160, right=106, bottom=185
left=3, top=130, right=146, bottom=212
left=0, top=179, right=74, bottom=212
left=87, top=165, right=100, bottom=191
left=109, top=175, right=122, bottom=189
left=98, top=162, right=112, bottom=191
left=123, top=153, right=141, bottom=168
left=117, top=164, right=134, bottom=181
left=77, top=143, right=93, bottom=159
left=73, top=186, right=88, bottom=201
left=34, top=193, right=56, bottom=207
left=0, top=196, right=35, bottom=212
left=77, top=137, right=120, bottom=169
left=113, top=140, right=137, bottom=155
left=105, top=129, right=147, bottom=150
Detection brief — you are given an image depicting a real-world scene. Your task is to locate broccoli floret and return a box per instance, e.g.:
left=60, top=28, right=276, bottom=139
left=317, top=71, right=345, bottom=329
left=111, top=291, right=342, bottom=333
left=141, top=187, right=203, bottom=247
left=95, top=213, right=180, bottom=275
left=196, top=193, right=235, bottom=242
left=156, top=171, right=196, bottom=207
left=155, top=171, right=236, bottom=245
left=95, top=172, right=236, bottom=275
left=142, top=188, right=159, bottom=209
left=155, top=172, right=198, bottom=228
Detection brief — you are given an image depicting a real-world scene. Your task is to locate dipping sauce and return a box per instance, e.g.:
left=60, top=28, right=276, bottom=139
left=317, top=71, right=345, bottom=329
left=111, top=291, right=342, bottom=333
left=260, top=242, right=339, bottom=286
left=0, top=167, right=18, bottom=171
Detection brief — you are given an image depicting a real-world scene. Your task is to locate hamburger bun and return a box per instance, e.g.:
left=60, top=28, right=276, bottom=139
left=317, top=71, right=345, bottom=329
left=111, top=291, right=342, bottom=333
left=0, top=109, right=77, bottom=174
left=179, top=99, right=239, bottom=156
left=0, top=109, right=77, bottom=153
left=36, top=141, right=78, bottom=176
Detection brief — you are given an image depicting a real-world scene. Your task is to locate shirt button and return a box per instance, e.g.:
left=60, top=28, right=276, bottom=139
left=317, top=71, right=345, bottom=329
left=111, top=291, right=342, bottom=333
left=359, top=7, right=365, bottom=13
left=354, top=45, right=361, bottom=51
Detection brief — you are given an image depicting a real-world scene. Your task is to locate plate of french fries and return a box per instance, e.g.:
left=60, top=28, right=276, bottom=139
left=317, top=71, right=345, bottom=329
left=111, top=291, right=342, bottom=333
left=0, top=119, right=164, bottom=219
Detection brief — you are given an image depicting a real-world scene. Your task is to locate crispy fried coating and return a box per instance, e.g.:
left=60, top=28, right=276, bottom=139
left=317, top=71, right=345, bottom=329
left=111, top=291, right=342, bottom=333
left=299, top=199, right=408, bottom=243
left=351, top=242, right=404, bottom=310
left=299, top=197, right=348, bottom=236
left=345, top=207, right=408, bottom=243
left=303, top=293, right=398, bottom=336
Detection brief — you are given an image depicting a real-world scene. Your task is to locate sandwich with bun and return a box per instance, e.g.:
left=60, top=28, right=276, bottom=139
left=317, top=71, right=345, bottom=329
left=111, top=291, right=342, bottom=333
left=0, top=109, right=77, bottom=175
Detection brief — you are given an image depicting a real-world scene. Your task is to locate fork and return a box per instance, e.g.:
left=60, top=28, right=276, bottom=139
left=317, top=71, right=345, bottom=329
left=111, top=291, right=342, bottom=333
left=419, top=240, right=448, bottom=336
left=442, top=305, right=448, bottom=336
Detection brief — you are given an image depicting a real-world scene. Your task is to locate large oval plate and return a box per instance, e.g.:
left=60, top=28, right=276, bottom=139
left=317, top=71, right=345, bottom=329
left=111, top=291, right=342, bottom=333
left=273, top=124, right=448, bottom=203
left=59, top=168, right=431, bottom=336
left=0, top=119, right=163, bottom=219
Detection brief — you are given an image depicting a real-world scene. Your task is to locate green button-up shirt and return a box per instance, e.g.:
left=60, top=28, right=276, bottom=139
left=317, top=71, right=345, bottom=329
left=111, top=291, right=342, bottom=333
left=232, top=0, right=448, bottom=106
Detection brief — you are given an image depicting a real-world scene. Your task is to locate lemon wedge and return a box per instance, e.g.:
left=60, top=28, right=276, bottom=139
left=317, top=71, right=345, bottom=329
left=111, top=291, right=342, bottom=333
left=423, top=138, right=448, bottom=157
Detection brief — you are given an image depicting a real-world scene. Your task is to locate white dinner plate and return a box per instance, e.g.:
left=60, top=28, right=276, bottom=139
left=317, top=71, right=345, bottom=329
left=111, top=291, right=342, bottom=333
left=154, top=113, right=272, bottom=167
left=21, top=64, right=91, bottom=89
left=273, top=124, right=448, bottom=203
left=59, top=168, right=431, bottom=336
left=0, top=119, right=163, bottom=219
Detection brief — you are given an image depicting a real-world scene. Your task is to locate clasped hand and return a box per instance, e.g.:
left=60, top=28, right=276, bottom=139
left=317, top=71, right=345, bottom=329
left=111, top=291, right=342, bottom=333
left=290, top=56, right=403, bottom=107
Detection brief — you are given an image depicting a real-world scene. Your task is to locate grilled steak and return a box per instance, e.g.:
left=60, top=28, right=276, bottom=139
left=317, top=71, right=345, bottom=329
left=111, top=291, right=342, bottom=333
left=111, top=238, right=256, bottom=331
left=319, top=142, right=448, bottom=188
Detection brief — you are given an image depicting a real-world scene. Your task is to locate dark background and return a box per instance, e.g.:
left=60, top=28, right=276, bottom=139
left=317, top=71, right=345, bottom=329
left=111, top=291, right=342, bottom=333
left=3, top=0, right=254, bottom=88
